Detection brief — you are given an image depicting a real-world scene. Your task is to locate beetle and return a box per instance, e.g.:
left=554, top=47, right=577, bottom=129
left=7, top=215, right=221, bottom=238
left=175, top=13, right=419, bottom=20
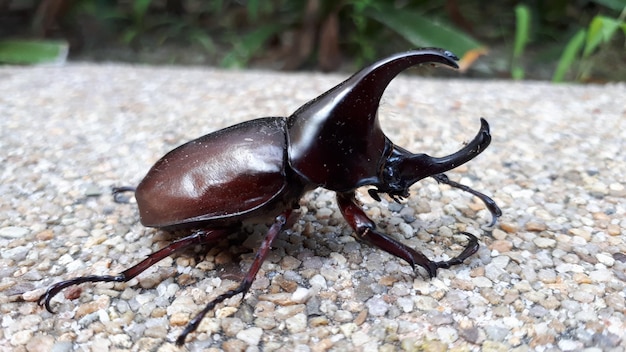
left=38, top=48, right=501, bottom=346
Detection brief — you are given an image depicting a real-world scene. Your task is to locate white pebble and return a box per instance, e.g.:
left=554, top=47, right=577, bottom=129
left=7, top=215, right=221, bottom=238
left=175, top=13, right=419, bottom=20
left=236, top=327, right=263, bottom=345
left=595, top=253, right=615, bottom=266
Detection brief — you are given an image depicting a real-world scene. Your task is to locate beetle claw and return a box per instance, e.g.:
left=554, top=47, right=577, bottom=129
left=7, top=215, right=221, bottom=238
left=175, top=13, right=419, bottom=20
left=434, top=232, right=480, bottom=270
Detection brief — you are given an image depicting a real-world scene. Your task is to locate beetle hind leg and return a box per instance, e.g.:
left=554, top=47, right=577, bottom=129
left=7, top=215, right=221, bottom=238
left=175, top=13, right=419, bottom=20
left=38, top=228, right=231, bottom=312
left=337, top=192, right=478, bottom=278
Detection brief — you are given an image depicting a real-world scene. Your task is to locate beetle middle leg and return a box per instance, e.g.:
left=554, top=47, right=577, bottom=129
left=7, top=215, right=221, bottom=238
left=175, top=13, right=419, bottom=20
left=336, top=192, right=478, bottom=278
left=176, top=209, right=293, bottom=345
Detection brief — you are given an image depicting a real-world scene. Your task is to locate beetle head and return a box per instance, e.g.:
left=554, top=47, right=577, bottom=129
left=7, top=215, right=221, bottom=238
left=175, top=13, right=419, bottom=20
left=287, top=48, right=460, bottom=192
left=369, top=118, right=492, bottom=202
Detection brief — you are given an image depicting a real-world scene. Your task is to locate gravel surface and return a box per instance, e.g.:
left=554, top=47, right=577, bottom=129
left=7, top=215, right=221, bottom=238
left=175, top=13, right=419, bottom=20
left=1, top=63, right=625, bottom=352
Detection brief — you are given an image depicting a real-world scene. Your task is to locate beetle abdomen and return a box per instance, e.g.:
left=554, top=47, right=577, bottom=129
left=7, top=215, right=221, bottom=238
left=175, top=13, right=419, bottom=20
left=135, top=117, right=289, bottom=228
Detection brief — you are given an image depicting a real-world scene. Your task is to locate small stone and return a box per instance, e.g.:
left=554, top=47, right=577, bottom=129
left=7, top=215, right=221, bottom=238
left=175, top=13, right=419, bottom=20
left=436, top=326, right=458, bottom=344
left=285, top=313, right=307, bottom=333
left=351, top=330, right=372, bottom=346
left=537, top=269, right=557, bottom=283
left=490, top=240, right=513, bottom=253
left=572, top=290, right=595, bottom=303
left=25, top=334, right=54, bottom=352
left=591, top=332, right=621, bottom=348
left=309, top=274, right=327, bottom=289
left=613, top=253, right=626, bottom=263
left=499, top=222, right=517, bottom=234
left=170, top=312, right=190, bottom=326
left=280, top=256, right=302, bottom=270
left=35, top=229, right=54, bottom=241
left=221, top=317, right=244, bottom=337
left=568, top=228, right=591, bottom=241
left=254, top=316, right=277, bottom=330
left=428, top=312, right=454, bottom=326
left=309, top=316, right=329, bottom=327
left=416, top=339, right=447, bottom=352
left=530, top=334, right=555, bottom=347
left=216, top=306, right=238, bottom=319
left=222, top=339, right=247, bottom=352
left=354, top=309, right=368, bottom=325
left=291, top=287, right=312, bottom=304
left=236, top=327, right=263, bottom=346
left=0, top=226, right=29, bottom=238
left=595, top=253, right=615, bottom=266
left=533, top=237, right=556, bottom=248
left=557, top=339, right=580, bottom=351
left=472, top=276, right=493, bottom=288
left=481, top=340, right=509, bottom=352
left=484, top=325, right=508, bottom=342
left=274, top=304, right=305, bottom=319
left=589, top=269, right=612, bottom=282
left=396, top=297, right=414, bottom=313
left=258, top=292, right=292, bottom=305
left=366, top=296, right=389, bottom=316
left=334, top=310, right=353, bottom=322
left=525, top=222, right=546, bottom=232
left=340, top=322, right=358, bottom=337
left=75, top=296, right=110, bottom=318
left=607, top=224, right=621, bottom=236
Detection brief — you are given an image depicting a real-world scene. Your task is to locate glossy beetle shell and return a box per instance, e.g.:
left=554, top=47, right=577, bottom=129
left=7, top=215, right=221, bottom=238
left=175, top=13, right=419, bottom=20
left=135, top=117, right=305, bottom=229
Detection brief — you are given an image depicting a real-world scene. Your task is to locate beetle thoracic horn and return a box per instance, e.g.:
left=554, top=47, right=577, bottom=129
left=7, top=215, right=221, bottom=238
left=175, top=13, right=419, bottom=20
left=287, top=48, right=460, bottom=191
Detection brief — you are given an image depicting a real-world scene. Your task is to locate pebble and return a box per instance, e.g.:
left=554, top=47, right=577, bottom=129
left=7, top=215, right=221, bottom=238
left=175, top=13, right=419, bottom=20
left=525, top=222, right=547, bottom=232
left=533, top=237, right=556, bottom=248
left=595, top=253, right=614, bottom=266
left=0, top=226, right=29, bottom=238
left=365, top=296, right=389, bottom=317
left=490, top=240, right=513, bottom=253
left=236, top=327, right=263, bottom=346
left=285, top=313, right=308, bottom=333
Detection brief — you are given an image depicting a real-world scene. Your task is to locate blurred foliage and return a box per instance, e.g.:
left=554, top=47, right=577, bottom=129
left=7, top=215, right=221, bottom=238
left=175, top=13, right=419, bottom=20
left=0, top=0, right=624, bottom=81
left=512, top=4, right=531, bottom=80
left=552, top=10, right=626, bottom=82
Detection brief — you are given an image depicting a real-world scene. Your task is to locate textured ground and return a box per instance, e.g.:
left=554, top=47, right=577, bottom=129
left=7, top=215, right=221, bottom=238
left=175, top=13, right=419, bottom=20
left=0, top=64, right=624, bottom=352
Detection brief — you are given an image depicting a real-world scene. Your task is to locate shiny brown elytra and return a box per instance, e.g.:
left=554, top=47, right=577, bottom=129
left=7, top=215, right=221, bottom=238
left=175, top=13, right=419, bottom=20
left=39, top=48, right=501, bottom=345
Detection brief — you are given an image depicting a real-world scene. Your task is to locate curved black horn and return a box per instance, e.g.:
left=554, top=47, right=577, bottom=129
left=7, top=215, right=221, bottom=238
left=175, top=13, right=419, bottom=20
left=287, top=48, right=459, bottom=191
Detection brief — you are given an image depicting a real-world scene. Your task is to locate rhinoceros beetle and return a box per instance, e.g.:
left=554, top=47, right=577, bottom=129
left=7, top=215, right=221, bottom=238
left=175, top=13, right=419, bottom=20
left=38, top=48, right=501, bottom=345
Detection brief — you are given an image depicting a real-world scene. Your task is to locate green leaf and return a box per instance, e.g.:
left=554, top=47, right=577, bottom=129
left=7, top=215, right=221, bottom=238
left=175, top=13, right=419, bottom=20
left=583, top=15, right=622, bottom=58
left=363, top=3, right=482, bottom=59
left=553, top=29, right=586, bottom=82
left=0, top=40, right=68, bottom=65
left=513, top=4, right=531, bottom=58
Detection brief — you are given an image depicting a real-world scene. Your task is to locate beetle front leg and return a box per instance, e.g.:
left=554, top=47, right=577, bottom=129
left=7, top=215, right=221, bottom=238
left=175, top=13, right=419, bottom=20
left=432, top=173, right=502, bottom=226
left=38, top=228, right=231, bottom=312
left=337, top=192, right=478, bottom=278
left=176, top=209, right=293, bottom=345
